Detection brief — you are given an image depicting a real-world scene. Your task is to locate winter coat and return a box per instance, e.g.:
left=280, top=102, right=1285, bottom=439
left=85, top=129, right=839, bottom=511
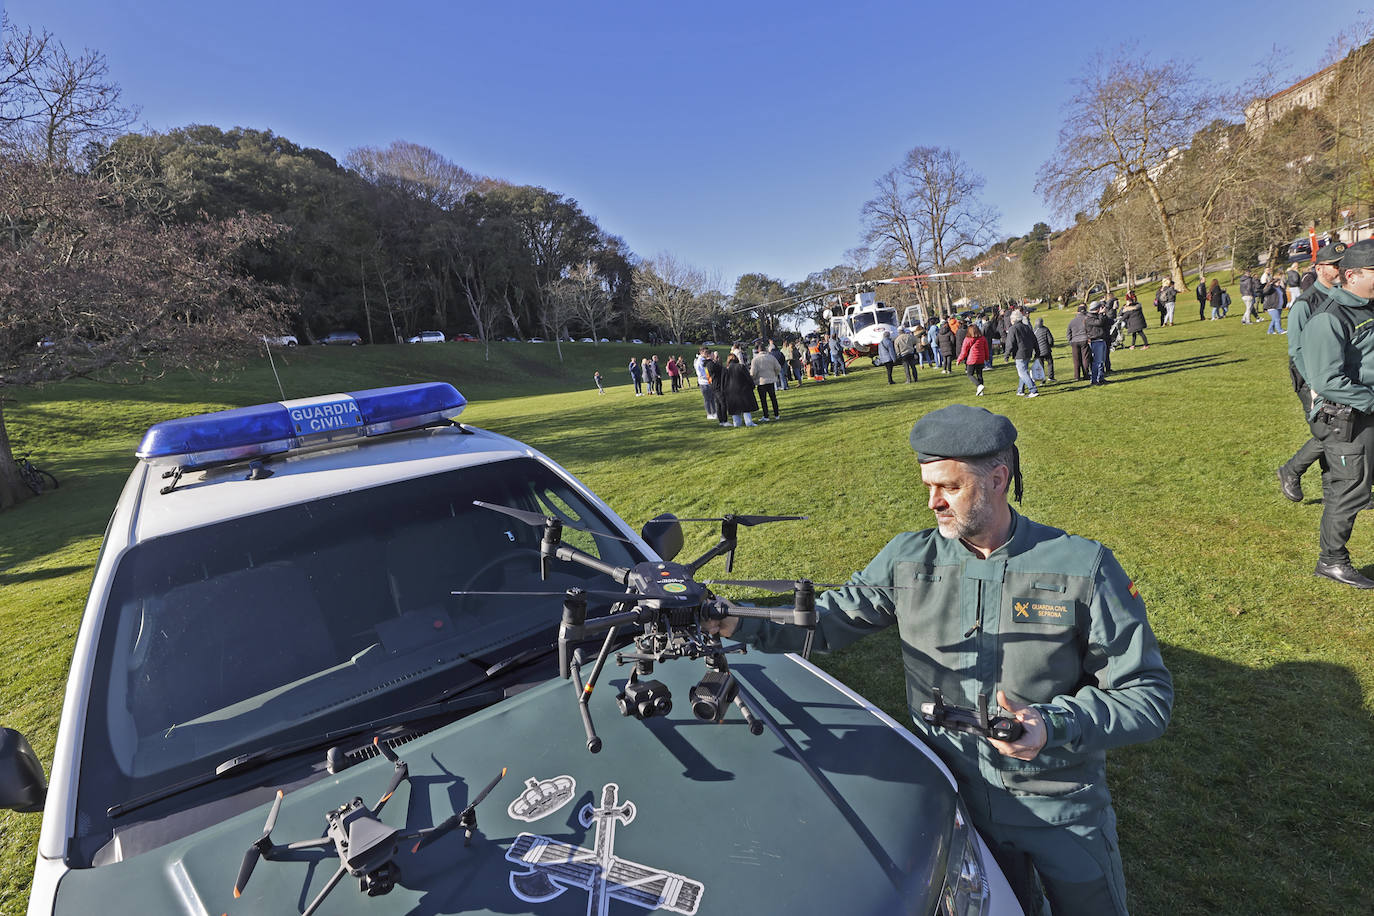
left=1261, top=281, right=1283, bottom=310
left=877, top=334, right=897, bottom=365
left=1085, top=311, right=1113, bottom=341
left=1033, top=323, right=1055, bottom=357
left=894, top=331, right=917, bottom=358
left=1065, top=314, right=1088, bottom=344
left=1007, top=322, right=1038, bottom=361
left=721, top=362, right=759, bottom=414
left=750, top=351, right=782, bottom=386
left=936, top=326, right=955, bottom=357
left=1123, top=304, right=1147, bottom=332
left=1239, top=274, right=1258, bottom=298
left=957, top=335, right=989, bottom=365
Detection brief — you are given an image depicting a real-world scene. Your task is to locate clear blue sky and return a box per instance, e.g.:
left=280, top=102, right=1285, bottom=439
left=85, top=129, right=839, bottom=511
left=4, top=0, right=1351, bottom=287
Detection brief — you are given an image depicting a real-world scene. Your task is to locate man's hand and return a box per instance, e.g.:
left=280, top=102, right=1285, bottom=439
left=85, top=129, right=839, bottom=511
left=702, top=615, right=738, bottom=638
left=987, top=690, right=1048, bottom=761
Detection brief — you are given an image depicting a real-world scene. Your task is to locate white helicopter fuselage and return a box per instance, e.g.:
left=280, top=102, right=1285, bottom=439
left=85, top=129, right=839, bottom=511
left=829, top=294, right=899, bottom=357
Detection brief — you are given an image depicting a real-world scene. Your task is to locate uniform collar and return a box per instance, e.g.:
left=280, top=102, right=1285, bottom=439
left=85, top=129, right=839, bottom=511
left=956, top=506, right=1024, bottom=558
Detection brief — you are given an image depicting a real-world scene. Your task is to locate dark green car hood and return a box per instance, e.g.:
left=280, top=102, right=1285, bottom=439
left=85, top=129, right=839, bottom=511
left=52, top=654, right=958, bottom=915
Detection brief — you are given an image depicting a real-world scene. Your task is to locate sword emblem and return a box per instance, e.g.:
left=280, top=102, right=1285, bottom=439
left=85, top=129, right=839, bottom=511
left=507, top=782, right=704, bottom=916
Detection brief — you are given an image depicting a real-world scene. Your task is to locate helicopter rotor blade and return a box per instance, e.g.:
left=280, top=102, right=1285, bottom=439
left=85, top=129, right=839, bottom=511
left=473, top=501, right=635, bottom=543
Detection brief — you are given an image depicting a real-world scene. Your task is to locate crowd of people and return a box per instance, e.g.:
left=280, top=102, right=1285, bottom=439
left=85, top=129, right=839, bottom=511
left=602, top=259, right=1326, bottom=414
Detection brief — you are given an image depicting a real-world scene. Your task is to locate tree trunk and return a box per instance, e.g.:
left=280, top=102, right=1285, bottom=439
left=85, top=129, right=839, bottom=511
left=1142, top=178, right=1186, bottom=289
left=0, top=402, right=34, bottom=511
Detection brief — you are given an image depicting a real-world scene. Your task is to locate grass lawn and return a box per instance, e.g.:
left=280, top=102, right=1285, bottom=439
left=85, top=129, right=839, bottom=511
left=3, top=304, right=1373, bottom=915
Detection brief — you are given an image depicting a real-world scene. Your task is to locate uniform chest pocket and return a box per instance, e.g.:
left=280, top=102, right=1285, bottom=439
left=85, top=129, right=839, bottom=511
left=895, top=563, right=963, bottom=651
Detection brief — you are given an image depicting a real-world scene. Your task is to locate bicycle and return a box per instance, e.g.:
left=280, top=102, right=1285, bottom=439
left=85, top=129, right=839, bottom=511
left=17, top=454, right=59, bottom=494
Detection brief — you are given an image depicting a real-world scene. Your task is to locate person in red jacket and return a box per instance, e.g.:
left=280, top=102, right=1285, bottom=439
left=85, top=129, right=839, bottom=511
left=957, top=323, right=990, bottom=396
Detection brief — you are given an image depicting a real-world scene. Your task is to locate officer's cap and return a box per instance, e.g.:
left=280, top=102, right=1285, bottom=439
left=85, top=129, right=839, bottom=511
left=1339, top=239, right=1374, bottom=270
left=1314, top=240, right=1348, bottom=264
left=909, top=404, right=1017, bottom=462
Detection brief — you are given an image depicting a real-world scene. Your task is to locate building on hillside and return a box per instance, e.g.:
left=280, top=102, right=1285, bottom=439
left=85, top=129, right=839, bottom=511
left=1245, top=61, right=1339, bottom=132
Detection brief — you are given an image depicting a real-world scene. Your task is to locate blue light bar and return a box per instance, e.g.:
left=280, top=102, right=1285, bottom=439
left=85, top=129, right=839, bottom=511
left=136, top=382, right=467, bottom=468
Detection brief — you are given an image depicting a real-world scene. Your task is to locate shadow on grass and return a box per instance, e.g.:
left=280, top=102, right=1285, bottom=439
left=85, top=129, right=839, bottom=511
left=0, top=565, right=89, bottom=586
left=1119, top=643, right=1373, bottom=914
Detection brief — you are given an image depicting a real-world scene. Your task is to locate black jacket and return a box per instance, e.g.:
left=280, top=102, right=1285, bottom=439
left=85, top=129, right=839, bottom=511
left=1085, top=311, right=1112, bottom=341
left=1007, top=322, right=1038, bottom=360
left=721, top=362, right=759, bottom=414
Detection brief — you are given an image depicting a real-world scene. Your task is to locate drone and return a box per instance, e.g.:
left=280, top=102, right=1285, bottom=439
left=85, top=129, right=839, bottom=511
left=459, top=503, right=829, bottom=753
left=231, top=737, right=505, bottom=915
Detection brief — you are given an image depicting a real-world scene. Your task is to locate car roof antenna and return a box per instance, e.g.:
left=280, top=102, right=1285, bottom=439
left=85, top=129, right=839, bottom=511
left=261, top=336, right=287, bottom=400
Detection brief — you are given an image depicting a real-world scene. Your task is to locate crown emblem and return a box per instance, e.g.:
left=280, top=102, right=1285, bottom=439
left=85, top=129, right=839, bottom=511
left=508, top=774, right=576, bottom=822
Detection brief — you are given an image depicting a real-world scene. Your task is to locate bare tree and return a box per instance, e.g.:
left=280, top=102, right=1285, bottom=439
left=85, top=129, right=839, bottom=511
left=863, top=146, right=1000, bottom=317
left=634, top=253, right=710, bottom=344
left=1037, top=49, right=1224, bottom=289
left=0, top=157, right=290, bottom=508
left=346, top=140, right=489, bottom=209
left=0, top=15, right=137, bottom=165
left=550, top=262, right=614, bottom=343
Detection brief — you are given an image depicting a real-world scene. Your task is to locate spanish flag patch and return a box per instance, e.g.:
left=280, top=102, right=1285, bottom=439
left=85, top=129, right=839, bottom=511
left=1128, top=580, right=1140, bottom=598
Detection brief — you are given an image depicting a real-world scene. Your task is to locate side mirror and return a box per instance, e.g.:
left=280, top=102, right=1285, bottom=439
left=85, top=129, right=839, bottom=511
left=0, top=728, right=47, bottom=812
left=640, top=513, right=683, bottom=562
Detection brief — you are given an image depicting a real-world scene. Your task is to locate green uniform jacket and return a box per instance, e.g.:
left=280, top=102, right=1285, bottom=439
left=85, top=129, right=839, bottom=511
left=1288, top=279, right=1335, bottom=370
left=1298, top=286, right=1374, bottom=417
left=734, top=510, right=1172, bottom=828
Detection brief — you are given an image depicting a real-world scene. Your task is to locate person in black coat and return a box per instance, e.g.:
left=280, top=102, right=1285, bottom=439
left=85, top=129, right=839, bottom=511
left=937, top=322, right=956, bottom=373
left=721, top=354, right=759, bottom=426
left=1123, top=300, right=1149, bottom=348
left=1033, top=317, right=1056, bottom=381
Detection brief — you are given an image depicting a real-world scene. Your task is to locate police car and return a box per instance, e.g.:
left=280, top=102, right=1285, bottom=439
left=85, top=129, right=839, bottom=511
left=1, top=383, right=1019, bottom=916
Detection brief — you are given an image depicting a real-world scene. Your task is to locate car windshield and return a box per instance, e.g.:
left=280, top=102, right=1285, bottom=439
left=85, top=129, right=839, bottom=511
left=76, top=457, right=638, bottom=844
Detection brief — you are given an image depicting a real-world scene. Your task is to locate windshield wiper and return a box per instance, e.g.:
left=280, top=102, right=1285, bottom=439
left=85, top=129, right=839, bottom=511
left=425, top=642, right=559, bottom=705
left=107, top=688, right=504, bottom=820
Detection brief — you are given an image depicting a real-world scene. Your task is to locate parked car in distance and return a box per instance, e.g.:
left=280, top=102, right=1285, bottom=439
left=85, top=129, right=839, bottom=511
left=263, top=334, right=299, bottom=347
left=631, top=338, right=644, bottom=344
left=320, top=331, right=363, bottom=346
left=579, top=337, right=594, bottom=343
left=407, top=331, right=446, bottom=344
left=528, top=337, right=544, bottom=343
left=451, top=333, right=479, bottom=342
left=1288, top=236, right=1331, bottom=262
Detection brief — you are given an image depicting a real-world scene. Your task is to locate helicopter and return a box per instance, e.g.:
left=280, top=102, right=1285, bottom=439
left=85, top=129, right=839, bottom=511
left=733, top=269, right=994, bottom=365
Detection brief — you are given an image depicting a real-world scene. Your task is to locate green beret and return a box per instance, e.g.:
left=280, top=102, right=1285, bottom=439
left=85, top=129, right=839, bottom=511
left=1314, top=240, right=1348, bottom=264
left=1339, top=239, right=1374, bottom=270
left=909, top=404, right=1018, bottom=462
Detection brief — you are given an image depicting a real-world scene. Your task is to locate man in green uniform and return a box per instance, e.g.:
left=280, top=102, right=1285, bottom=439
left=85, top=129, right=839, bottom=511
left=712, top=404, right=1172, bottom=915
left=1298, top=239, right=1374, bottom=588
left=1277, top=241, right=1347, bottom=502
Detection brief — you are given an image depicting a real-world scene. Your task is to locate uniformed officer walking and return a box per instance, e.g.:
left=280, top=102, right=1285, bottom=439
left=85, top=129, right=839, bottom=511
left=1298, top=239, right=1374, bottom=588
left=712, top=404, right=1172, bottom=915
left=1277, top=241, right=1347, bottom=502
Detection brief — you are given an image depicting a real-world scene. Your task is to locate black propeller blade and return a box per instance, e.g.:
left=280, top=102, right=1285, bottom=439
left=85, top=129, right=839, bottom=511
left=450, top=589, right=642, bottom=602
left=706, top=578, right=909, bottom=593
left=371, top=737, right=409, bottom=816
left=412, top=767, right=508, bottom=853
left=472, top=501, right=635, bottom=543
left=675, top=514, right=808, bottom=527
left=233, top=789, right=283, bottom=898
